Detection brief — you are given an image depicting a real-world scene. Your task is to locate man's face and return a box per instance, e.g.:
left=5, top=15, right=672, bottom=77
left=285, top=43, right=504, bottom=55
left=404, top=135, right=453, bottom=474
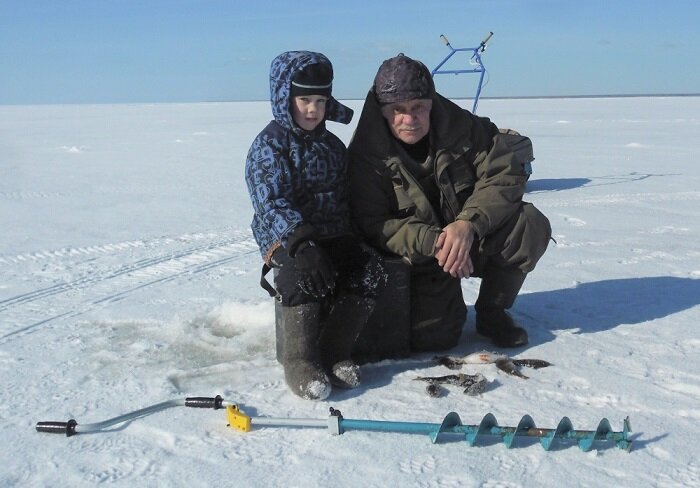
left=380, top=98, right=432, bottom=144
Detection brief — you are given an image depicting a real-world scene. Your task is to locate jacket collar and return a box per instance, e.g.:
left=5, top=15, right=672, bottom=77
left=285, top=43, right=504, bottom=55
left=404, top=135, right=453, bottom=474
left=349, top=90, right=473, bottom=162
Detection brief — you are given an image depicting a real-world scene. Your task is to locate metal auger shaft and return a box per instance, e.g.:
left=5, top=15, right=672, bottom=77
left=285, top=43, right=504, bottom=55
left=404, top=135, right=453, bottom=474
left=226, top=406, right=632, bottom=453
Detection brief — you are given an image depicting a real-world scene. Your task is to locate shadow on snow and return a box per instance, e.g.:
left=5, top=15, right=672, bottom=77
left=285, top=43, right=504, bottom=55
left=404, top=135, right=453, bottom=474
left=517, top=276, right=700, bottom=344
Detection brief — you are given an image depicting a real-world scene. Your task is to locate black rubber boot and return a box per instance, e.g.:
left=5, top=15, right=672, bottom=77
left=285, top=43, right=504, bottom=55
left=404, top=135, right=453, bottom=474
left=278, top=303, right=332, bottom=400
left=319, top=294, right=375, bottom=389
left=475, top=266, right=529, bottom=348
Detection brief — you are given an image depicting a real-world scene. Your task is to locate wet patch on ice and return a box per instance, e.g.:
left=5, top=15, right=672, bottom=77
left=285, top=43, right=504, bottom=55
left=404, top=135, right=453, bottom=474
left=185, top=300, right=273, bottom=346
left=73, top=301, right=275, bottom=390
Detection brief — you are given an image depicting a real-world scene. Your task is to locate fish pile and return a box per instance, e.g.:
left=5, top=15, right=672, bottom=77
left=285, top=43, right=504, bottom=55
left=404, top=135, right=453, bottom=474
left=434, top=350, right=551, bottom=379
left=414, top=373, right=487, bottom=397
left=414, top=351, right=552, bottom=397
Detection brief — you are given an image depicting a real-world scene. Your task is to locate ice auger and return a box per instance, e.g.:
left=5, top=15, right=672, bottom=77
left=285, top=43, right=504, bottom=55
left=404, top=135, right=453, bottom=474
left=36, top=395, right=632, bottom=452
left=432, top=32, right=493, bottom=113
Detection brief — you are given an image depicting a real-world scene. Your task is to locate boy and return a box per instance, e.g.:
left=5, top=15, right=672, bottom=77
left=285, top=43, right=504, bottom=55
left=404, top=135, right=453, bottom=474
left=245, top=51, right=386, bottom=400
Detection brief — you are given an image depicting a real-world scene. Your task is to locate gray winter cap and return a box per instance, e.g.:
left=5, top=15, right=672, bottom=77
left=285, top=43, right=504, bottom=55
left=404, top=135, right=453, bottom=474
left=373, top=54, right=434, bottom=104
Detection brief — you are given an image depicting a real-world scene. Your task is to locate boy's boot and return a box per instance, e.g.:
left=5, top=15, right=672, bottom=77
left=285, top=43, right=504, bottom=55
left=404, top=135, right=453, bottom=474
left=319, top=294, right=375, bottom=389
left=475, top=266, right=528, bottom=348
left=278, top=303, right=332, bottom=400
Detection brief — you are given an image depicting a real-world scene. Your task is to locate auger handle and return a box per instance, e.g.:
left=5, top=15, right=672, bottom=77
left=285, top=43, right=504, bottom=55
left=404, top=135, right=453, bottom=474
left=479, top=31, right=494, bottom=51
left=185, top=395, right=224, bottom=409
left=440, top=34, right=452, bottom=48
left=36, top=395, right=228, bottom=438
left=36, top=419, right=78, bottom=436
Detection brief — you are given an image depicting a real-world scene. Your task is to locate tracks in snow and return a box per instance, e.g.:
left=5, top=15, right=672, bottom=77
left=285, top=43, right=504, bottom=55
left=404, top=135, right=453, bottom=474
left=0, top=229, right=260, bottom=342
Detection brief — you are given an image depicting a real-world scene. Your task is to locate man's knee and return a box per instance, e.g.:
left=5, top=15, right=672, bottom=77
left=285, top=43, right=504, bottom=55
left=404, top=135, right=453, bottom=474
left=484, top=202, right=551, bottom=273
left=519, top=203, right=551, bottom=271
left=523, top=202, right=550, bottom=236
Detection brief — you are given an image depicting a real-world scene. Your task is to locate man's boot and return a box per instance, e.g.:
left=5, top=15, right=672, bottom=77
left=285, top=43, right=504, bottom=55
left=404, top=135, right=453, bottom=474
left=278, top=303, right=332, bottom=400
left=475, top=266, right=528, bottom=348
left=319, top=294, right=375, bottom=389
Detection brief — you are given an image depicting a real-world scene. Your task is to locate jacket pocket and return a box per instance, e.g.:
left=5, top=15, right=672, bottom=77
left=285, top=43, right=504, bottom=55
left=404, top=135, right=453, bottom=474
left=393, top=184, right=415, bottom=212
left=453, top=178, right=474, bottom=195
left=444, top=156, right=475, bottom=203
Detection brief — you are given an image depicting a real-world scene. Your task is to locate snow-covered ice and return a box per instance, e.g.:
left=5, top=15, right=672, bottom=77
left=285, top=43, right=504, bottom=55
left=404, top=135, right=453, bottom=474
left=1, top=96, right=699, bottom=487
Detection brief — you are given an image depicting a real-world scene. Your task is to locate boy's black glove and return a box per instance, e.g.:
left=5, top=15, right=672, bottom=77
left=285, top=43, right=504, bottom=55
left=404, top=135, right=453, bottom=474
left=292, top=240, right=336, bottom=298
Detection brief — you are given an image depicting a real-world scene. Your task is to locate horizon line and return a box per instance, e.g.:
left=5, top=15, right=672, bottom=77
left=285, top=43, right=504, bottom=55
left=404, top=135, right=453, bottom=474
left=1, top=93, right=699, bottom=107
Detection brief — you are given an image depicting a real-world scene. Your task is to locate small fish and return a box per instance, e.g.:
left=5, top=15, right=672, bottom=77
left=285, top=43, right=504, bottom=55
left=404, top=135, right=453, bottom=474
left=425, top=382, right=444, bottom=398
left=414, top=373, right=487, bottom=396
left=433, top=355, right=467, bottom=370
left=512, top=358, right=551, bottom=369
left=495, top=358, right=529, bottom=379
left=433, top=350, right=552, bottom=379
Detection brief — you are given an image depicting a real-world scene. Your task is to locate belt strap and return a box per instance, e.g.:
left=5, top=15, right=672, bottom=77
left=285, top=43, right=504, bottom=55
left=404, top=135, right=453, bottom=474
left=260, top=264, right=280, bottom=299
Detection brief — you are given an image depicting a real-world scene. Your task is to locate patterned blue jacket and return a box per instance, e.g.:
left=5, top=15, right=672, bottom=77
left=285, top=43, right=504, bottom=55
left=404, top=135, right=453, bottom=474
left=245, top=51, right=354, bottom=263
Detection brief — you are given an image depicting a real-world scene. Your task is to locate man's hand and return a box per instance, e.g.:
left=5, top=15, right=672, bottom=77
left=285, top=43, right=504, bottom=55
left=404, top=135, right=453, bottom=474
left=434, top=220, right=475, bottom=278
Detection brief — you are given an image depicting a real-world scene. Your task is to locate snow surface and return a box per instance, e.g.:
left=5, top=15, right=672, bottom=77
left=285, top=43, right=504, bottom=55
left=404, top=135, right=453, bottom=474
left=1, top=97, right=699, bottom=487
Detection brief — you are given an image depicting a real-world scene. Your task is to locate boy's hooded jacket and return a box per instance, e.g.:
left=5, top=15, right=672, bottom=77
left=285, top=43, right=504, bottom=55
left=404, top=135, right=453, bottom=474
left=245, top=51, right=354, bottom=263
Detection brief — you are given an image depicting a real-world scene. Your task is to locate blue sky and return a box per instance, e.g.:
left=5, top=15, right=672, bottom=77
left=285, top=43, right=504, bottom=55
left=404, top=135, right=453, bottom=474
left=1, top=0, right=698, bottom=104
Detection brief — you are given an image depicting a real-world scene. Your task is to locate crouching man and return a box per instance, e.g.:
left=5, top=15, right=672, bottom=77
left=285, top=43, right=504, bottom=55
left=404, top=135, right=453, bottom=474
left=348, top=54, right=551, bottom=352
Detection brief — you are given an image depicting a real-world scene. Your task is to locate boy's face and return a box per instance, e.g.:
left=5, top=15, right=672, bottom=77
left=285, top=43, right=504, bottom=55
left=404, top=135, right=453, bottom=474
left=291, top=95, right=327, bottom=131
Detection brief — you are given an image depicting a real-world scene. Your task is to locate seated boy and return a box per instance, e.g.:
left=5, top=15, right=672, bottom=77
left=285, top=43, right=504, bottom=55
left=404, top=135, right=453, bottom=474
left=245, top=51, right=386, bottom=400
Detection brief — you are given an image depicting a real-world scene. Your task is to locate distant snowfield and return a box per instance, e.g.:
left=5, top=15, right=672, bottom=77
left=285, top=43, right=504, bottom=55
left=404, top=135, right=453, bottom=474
left=1, top=97, right=699, bottom=487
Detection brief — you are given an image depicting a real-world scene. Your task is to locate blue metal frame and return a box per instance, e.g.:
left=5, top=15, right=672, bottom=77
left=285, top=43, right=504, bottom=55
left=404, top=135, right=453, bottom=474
left=431, top=32, right=493, bottom=113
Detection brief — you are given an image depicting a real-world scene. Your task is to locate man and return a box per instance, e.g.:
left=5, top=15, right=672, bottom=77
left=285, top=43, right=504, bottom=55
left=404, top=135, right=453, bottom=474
left=347, top=54, right=551, bottom=351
